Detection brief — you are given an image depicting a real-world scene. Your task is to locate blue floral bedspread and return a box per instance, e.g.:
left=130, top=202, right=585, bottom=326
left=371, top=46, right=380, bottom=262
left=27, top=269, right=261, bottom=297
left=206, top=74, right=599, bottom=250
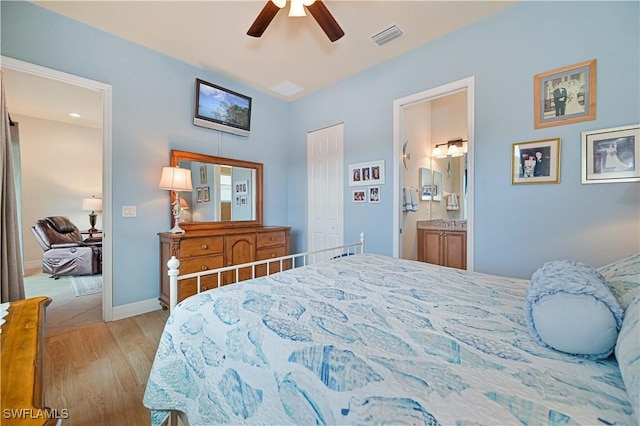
left=143, top=254, right=633, bottom=425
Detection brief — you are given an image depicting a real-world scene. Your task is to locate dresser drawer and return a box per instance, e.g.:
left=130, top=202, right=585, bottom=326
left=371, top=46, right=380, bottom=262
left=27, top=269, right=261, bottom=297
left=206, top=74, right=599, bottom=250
left=256, top=245, right=286, bottom=261
left=257, top=231, right=285, bottom=248
left=180, top=255, right=224, bottom=275
left=181, top=236, right=224, bottom=257
left=179, top=275, right=223, bottom=301
left=256, top=246, right=289, bottom=276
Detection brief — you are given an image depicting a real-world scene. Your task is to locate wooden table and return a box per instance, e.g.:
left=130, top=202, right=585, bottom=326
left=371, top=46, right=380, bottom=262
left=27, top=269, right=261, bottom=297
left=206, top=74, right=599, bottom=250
left=1, top=296, right=60, bottom=425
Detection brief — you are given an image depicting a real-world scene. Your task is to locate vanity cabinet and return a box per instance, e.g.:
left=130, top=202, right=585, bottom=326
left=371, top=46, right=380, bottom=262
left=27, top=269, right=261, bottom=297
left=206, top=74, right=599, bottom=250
left=417, top=228, right=466, bottom=270
left=158, top=226, right=290, bottom=309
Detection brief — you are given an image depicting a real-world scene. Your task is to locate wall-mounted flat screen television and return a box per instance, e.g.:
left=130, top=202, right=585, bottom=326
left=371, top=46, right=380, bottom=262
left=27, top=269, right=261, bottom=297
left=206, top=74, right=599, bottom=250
left=194, top=78, right=252, bottom=137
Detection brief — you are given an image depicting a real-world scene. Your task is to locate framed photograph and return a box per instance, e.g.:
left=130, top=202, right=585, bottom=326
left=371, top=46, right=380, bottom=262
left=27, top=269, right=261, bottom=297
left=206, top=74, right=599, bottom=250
left=582, top=124, right=640, bottom=184
left=196, top=187, right=203, bottom=203
left=349, top=160, right=385, bottom=186
left=512, top=138, right=561, bottom=184
left=203, top=186, right=210, bottom=202
left=199, top=165, right=207, bottom=184
left=534, top=59, right=596, bottom=129
left=368, top=186, right=380, bottom=203
left=235, top=180, right=248, bottom=195
left=353, top=190, right=366, bottom=203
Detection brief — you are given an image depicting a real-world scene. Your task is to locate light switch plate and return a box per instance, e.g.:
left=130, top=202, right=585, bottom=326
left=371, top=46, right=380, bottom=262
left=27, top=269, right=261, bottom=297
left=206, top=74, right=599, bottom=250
left=122, top=206, right=137, bottom=217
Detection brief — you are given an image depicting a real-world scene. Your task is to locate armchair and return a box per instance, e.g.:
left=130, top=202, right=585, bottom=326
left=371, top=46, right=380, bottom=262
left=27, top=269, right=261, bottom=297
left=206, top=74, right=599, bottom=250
left=31, top=216, right=102, bottom=279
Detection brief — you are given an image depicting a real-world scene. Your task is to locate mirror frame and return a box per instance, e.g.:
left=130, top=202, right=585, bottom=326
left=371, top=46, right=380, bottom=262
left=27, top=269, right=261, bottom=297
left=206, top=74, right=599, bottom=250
left=170, top=149, right=263, bottom=230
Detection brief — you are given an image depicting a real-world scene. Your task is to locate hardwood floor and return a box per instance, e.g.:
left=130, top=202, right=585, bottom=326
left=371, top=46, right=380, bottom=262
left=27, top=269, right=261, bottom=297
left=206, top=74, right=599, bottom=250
left=23, top=268, right=102, bottom=336
left=24, top=270, right=178, bottom=424
left=44, top=309, right=169, bottom=425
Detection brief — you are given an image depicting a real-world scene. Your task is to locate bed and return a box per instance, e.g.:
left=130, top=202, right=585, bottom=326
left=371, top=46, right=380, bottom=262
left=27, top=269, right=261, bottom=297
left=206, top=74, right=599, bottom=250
left=143, top=246, right=639, bottom=425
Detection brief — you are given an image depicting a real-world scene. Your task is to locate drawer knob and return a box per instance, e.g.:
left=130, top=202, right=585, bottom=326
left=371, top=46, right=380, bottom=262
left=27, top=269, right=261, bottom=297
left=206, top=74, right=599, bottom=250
left=201, top=244, right=208, bottom=250
left=270, top=237, right=275, bottom=241
left=270, top=253, right=276, bottom=258
left=201, top=265, right=208, bottom=271
left=228, top=261, right=232, bottom=266
left=201, top=286, right=208, bottom=291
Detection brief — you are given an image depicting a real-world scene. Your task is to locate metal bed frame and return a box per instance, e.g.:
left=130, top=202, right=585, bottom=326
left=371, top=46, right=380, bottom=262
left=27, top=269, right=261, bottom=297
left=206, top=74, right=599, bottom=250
left=166, top=232, right=365, bottom=312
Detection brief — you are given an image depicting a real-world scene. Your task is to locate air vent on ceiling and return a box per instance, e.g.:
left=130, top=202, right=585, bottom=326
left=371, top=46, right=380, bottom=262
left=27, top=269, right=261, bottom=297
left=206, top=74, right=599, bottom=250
left=270, top=80, right=304, bottom=97
left=369, top=23, right=405, bottom=47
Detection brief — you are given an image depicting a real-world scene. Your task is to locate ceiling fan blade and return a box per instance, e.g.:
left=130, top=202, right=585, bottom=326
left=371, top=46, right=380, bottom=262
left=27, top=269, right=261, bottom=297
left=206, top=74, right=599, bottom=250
left=247, top=1, right=281, bottom=38
left=306, top=0, right=344, bottom=42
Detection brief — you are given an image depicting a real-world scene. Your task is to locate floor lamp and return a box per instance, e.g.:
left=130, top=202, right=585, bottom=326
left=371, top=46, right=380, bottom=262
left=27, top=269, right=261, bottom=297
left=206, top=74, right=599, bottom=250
left=158, top=166, right=193, bottom=234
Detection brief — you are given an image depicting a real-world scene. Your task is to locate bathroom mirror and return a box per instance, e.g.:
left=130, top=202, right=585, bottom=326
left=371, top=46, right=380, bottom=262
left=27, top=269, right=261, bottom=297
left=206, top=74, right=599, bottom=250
left=420, top=168, right=443, bottom=202
left=428, top=155, right=467, bottom=220
left=170, top=149, right=263, bottom=230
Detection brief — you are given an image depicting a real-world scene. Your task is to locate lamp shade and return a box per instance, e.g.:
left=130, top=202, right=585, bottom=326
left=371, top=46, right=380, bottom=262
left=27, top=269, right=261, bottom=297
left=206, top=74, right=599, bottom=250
left=158, top=167, right=193, bottom=192
left=81, top=196, right=102, bottom=211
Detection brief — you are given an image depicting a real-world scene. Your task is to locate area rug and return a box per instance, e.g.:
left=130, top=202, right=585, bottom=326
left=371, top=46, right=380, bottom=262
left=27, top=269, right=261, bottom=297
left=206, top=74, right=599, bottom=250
left=70, top=274, right=102, bottom=297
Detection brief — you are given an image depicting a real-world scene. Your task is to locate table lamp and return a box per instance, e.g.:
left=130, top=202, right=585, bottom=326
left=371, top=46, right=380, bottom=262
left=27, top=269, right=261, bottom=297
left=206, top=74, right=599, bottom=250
left=81, top=196, right=102, bottom=232
left=158, top=166, right=193, bottom=234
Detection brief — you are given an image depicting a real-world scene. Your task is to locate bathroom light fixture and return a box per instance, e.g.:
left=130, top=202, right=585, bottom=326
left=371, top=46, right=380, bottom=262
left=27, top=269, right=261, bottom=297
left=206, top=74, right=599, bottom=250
left=158, top=166, right=193, bottom=234
left=432, top=138, right=467, bottom=158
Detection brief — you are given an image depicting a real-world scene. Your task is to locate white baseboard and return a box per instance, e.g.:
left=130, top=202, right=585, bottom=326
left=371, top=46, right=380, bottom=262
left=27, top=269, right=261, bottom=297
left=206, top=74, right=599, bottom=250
left=111, top=297, right=162, bottom=321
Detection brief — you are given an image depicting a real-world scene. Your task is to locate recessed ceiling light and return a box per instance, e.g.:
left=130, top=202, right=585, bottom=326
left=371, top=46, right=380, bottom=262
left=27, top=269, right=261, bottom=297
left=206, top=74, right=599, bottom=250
left=69, top=113, right=81, bottom=118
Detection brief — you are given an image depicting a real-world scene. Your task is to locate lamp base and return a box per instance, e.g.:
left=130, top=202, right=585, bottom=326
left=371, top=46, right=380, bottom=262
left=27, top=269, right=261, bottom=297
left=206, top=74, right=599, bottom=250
left=169, top=223, right=185, bottom=234
left=169, top=194, right=185, bottom=234
left=88, top=212, right=97, bottom=232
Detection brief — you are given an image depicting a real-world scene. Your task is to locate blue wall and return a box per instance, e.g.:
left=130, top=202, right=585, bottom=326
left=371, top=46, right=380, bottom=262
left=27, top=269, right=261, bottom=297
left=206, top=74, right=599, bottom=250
left=1, top=1, right=290, bottom=306
left=2, top=0, right=639, bottom=312
left=288, top=1, right=640, bottom=278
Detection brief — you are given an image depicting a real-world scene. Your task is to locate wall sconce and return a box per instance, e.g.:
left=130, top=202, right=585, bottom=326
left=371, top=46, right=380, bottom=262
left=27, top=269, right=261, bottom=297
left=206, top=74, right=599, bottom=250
left=158, top=166, right=193, bottom=234
left=81, top=196, right=102, bottom=232
left=432, top=138, right=467, bottom=158
left=402, top=141, right=411, bottom=170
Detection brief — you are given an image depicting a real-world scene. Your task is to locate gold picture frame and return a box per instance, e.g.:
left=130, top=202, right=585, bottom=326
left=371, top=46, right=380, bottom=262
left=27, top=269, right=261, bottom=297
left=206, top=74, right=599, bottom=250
left=512, top=138, right=561, bottom=185
left=534, top=59, right=596, bottom=129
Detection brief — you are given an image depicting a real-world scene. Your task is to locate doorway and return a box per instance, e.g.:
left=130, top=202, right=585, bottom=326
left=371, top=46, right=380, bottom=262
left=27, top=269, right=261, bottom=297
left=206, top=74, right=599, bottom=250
left=392, top=77, right=475, bottom=270
left=2, top=56, right=113, bottom=324
left=307, top=123, right=344, bottom=259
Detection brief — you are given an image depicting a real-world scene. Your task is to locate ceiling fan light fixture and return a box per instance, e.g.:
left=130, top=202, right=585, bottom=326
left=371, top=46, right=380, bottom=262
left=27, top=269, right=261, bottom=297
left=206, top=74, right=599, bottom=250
left=302, top=0, right=316, bottom=6
left=271, top=0, right=286, bottom=8
left=288, top=0, right=307, bottom=17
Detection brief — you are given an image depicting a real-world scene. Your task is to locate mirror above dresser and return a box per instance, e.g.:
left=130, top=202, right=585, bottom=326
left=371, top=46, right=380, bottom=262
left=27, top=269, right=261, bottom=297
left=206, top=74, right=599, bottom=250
left=169, top=150, right=263, bottom=231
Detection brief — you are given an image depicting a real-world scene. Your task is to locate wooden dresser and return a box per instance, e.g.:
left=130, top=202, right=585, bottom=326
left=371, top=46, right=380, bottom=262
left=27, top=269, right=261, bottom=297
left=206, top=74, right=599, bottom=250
left=1, top=296, right=60, bottom=425
left=158, top=226, right=291, bottom=309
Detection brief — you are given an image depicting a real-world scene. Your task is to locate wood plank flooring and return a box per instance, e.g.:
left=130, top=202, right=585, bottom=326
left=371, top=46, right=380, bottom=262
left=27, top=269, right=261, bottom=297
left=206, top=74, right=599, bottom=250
left=43, top=309, right=169, bottom=425
left=23, top=268, right=102, bottom=336
left=23, top=269, right=181, bottom=424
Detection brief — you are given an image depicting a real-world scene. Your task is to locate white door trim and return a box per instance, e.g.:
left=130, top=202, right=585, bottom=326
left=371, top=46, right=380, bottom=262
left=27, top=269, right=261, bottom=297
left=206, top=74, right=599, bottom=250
left=2, top=56, right=114, bottom=320
left=392, top=76, right=475, bottom=270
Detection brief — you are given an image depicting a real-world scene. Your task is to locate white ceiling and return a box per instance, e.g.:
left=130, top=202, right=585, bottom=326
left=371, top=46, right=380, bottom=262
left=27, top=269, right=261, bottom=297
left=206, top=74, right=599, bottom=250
left=4, top=1, right=515, bottom=126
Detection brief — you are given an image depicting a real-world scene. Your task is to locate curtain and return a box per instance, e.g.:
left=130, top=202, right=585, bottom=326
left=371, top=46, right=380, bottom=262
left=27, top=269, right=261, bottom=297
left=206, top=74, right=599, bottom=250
left=0, top=71, right=25, bottom=302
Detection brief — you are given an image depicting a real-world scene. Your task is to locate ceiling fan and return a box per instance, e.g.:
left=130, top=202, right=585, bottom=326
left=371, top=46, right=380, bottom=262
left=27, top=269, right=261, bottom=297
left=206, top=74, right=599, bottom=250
left=247, top=0, right=345, bottom=42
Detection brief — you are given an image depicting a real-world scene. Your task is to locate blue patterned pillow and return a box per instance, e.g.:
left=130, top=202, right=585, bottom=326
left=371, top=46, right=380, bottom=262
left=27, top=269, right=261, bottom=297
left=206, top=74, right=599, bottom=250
left=615, top=296, right=640, bottom=422
left=599, top=253, right=640, bottom=311
left=525, top=260, right=624, bottom=360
